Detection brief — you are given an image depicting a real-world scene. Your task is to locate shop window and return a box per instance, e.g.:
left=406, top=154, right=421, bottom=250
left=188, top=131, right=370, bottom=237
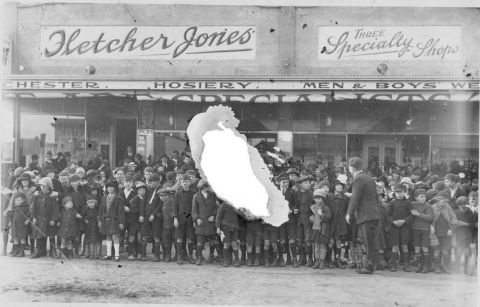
left=153, top=132, right=188, bottom=161
left=292, top=104, right=319, bottom=132
left=431, top=135, right=479, bottom=166
left=293, top=134, right=346, bottom=167
left=19, top=113, right=86, bottom=168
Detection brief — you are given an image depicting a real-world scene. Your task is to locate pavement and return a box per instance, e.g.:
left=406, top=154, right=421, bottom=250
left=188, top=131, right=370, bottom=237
left=0, top=254, right=477, bottom=307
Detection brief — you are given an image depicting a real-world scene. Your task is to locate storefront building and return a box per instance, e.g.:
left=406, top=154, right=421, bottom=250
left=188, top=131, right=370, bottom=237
left=2, top=4, right=479, bottom=176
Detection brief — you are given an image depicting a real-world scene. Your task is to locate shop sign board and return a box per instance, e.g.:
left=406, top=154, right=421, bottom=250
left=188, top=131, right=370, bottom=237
left=40, top=26, right=256, bottom=60
left=3, top=79, right=478, bottom=91
left=319, top=26, right=462, bottom=61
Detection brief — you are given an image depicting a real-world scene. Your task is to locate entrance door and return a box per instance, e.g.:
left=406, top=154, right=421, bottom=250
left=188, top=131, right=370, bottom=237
left=115, top=118, right=137, bottom=166
left=364, top=136, right=401, bottom=174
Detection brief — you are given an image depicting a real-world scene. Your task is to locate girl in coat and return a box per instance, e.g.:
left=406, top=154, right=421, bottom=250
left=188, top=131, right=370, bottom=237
left=68, top=174, right=86, bottom=257
left=9, top=193, right=30, bottom=257
left=192, top=180, right=218, bottom=265
left=58, top=196, right=81, bottom=259
left=328, top=181, right=350, bottom=268
left=160, top=189, right=176, bottom=262
left=84, top=195, right=101, bottom=260
left=311, top=190, right=331, bottom=269
left=127, top=182, right=145, bottom=261
left=98, top=182, right=126, bottom=261
left=31, top=177, right=59, bottom=259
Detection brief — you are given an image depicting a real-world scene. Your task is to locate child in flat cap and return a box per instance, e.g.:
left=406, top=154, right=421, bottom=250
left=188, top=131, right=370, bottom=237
left=388, top=185, right=413, bottom=272
left=84, top=195, right=101, bottom=260
left=410, top=188, right=434, bottom=273
left=160, top=188, right=176, bottom=262
left=58, top=196, right=82, bottom=259
left=292, top=176, right=314, bottom=267
left=9, top=193, right=30, bottom=257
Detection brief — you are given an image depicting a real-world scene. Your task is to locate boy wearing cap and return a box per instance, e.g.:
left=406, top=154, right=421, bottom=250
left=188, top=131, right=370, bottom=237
left=68, top=174, right=86, bottom=258
left=293, top=176, right=314, bottom=267
left=159, top=188, right=176, bottom=262
left=140, top=173, right=163, bottom=262
left=216, top=200, right=240, bottom=267
left=328, top=180, right=350, bottom=268
left=311, top=189, right=331, bottom=269
left=173, top=175, right=196, bottom=264
left=431, top=191, right=457, bottom=273
left=410, top=189, right=434, bottom=273
left=31, top=177, right=59, bottom=258
left=58, top=196, right=82, bottom=259
left=192, top=180, right=218, bottom=265
left=84, top=195, right=101, bottom=259
left=9, top=193, right=30, bottom=257
left=98, top=182, right=126, bottom=262
left=120, top=174, right=136, bottom=255
left=122, top=179, right=140, bottom=260
left=387, top=185, right=413, bottom=272
left=453, top=196, right=475, bottom=274
left=130, top=182, right=148, bottom=260
left=277, top=173, right=296, bottom=267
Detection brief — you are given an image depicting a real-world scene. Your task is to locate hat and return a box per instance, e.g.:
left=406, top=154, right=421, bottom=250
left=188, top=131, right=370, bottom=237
left=150, top=173, right=161, bottom=182
left=62, top=196, right=73, bottom=205
left=69, top=174, right=81, bottom=182
left=39, top=177, right=53, bottom=189
left=394, top=185, right=406, bottom=192
left=400, top=177, right=413, bottom=185
left=59, top=171, right=70, bottom=177
left=143, top=166, right=154, bottom=173
left=176, top=169, right=185, bottom=175
left=124, top=174, right=134, bottom=182
left=333, top=180, right=344, bottom=187
left=16, top=173, right=31, bottom=183
left=197, top=179, right=209, bottom=189
left=67, top=160, right=78, bottom=167
left=337, top=174, right=348, bottom=184
left=426, top=190, right=438, bottom=202
left=157, top=188, right=172, bottom=196
left=414, top=181, right=427, bottom=190
left=455, top=196, right=468, bottom=206
left=348, top=157, right=362, bottom=170
left=286, top=168, right=300, bottom=176
left=128, top=162, right=137, bottom=168
left=23, top=171, right=35, bottom=179
left=445, top=173, right=459, bottom=183
left=185, top=170, right=197, bottom=176
left=12, top=192, right=26, bottom=201
left=135, top=181, right=147, bottom=190
left=376, top=176, right=389, bottom=186
left=75, top=167, right=85, bottom=174
left=277, top=173, right=290, bottom=182
left=414, top=189, right=427, bottom=198
left=86, top=194, right=97, bottom=203
left=42, top=168, right=57, bottom=177
left=181, top=174, right=191, bottom=181
left=297, top=175, right=312, bottom=184
left=318, top=180, right=330, bottom=188
left=433, top=191, right=450, bottom=201
left=105, top=181, right=118, bottom=190
left=313, top=189, right=323, bottom=198
left=86, top=169, right=98, bottom=178
left=428, top=174, right=441, bottom=184
left=166, top=171, right=176, bottom=181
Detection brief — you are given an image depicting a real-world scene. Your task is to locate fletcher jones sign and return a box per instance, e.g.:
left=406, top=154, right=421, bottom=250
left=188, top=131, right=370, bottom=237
left=319, top=26, right=462, bottom=61
left=40, top=26, right=256, bottom=59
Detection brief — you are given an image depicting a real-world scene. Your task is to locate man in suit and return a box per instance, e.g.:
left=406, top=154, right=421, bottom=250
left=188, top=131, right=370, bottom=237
left=159, top=155, right=175, bottom=173
left=346, top=157, right=380, bottom=274
left=122, top=146, right=135, bottom=163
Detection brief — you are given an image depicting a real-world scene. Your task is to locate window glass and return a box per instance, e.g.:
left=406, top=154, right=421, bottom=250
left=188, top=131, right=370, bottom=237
left=293, top=134, right=346, bottom=166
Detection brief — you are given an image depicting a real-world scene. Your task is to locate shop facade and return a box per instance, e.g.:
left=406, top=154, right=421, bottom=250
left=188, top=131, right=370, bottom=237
left=2, top=4, right=479, bottom=176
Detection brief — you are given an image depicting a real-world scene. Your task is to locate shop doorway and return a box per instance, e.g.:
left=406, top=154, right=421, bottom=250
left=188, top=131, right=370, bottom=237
left=363, top=136, right=401, bottom=175
left=114, top=118, right=137, bottom=166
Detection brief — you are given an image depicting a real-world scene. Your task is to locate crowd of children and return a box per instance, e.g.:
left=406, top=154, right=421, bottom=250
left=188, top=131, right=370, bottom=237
left=2, top=152, right=478, bottom=276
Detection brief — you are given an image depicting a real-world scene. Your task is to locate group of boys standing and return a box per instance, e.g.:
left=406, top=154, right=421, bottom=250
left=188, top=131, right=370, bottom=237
left=3, top=154, right=478, bottom=276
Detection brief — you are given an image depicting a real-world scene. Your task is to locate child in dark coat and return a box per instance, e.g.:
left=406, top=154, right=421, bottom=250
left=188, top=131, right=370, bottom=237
left=328, top=181, right=349, bottom=268
left=68, top=174, right=86, bottom=257
left=131, top=182, right=147, bottom=261
left=84, top=194, right=101, bottom=259
left=293, top=176, right=314, bottom=268
left=98, top=182, right=126, bottom=262
left=9, top=193, right=30, bottom=257
left=376, top=185, right=390, bottom=270
left=160, top=188, right=176, bottom=262
left=388, top=185, right=413, bottom=272
left=125, top=181, right=144, bottom=261
left=410, top=189, right=434, bottom=273
left=58, top=196, right=81, bottom=259
left=216, top=201, right=240, bottom=267
left=311, top=189, right=331, bottom=269
left=453, top=196, right=475, bottom=274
